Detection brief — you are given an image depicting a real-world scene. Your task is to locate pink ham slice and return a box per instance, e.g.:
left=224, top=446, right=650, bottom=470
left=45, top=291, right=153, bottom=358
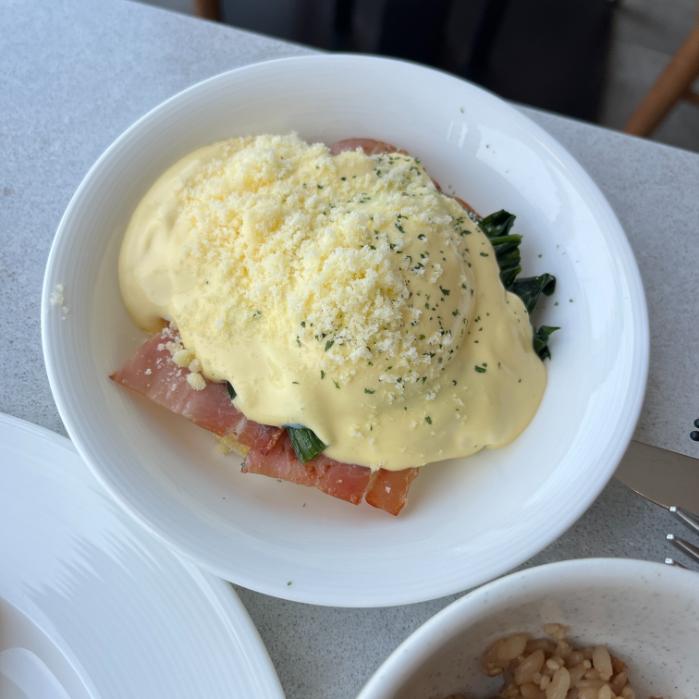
left=110, top=329, right=281, bottom=453
left=365, top=467, right=419, bottom=515
left=243, top=435, right=372, bottom=506
left=243, top=434, right=418, bottom=515
left=111, top=328, right=418, bottom=515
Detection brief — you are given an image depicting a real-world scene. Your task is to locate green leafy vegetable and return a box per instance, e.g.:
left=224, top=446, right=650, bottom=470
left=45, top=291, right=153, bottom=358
left=287, top=426, right=326, bottom=463
left=479, top=211, right=522, bottom=288
left=509, top=273, right=557, bottom=313
left=479, top=209, right=516, bottom=238
left=533, top=326, right=559, bottom=360
left=479, top=210, right=559, bottom=358
left=227, top=382, right=236, bottom=400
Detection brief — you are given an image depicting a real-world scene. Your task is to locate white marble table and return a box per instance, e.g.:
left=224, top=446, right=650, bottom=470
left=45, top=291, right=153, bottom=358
left=2, top=1, right=698, bottom=697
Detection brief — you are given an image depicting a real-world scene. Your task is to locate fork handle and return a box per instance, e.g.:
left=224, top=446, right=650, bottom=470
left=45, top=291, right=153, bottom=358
left=669, top=506, right=699, bottom=536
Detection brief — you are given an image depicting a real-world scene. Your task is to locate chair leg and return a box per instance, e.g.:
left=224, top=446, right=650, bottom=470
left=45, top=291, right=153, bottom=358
left=194, top=0, right=220, bottom=21
left=624, top=23, right=699, bottom=137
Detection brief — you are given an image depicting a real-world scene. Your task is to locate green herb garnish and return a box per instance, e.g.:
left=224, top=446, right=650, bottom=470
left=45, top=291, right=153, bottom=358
left=227, top=382, right=236, bottom=400
left=474, top=365, right=487, bottom=373
left=286, top=426, right=326, bottom=463
left=324, top=339, right=334, bottom=351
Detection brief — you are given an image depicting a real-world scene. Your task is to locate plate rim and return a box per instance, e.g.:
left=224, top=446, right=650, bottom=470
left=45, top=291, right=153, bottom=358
left=0, top=413, right=284, bottom=699
left=41, top=53, right=649, bottom=607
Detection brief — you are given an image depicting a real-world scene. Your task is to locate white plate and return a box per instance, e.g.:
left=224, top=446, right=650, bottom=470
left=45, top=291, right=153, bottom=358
left=358, top=558, right=699, bottom=699
left=42, top=54, right=648, bottom=607
left=0, top=414, right=283, bottom=699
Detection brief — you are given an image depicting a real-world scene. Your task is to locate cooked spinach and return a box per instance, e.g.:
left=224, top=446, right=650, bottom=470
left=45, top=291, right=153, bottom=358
left=287, top=426, right=326, bottom=463
left=478, top=210, right=558, bottom=359
left=479, top=209, right=516, bottom=238
left=533, top=325, right=559, bottom=360
left=509, top=273, right=557, bottom=314
left=479, top=210, right=522, bottom=287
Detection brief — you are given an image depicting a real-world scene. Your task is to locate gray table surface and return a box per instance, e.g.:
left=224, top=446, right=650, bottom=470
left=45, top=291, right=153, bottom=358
left=1, top=1, right=697, bottom=698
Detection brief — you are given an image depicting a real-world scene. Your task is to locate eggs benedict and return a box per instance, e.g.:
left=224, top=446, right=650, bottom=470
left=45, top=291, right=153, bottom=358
left=113, top=134, right=556, bottom=514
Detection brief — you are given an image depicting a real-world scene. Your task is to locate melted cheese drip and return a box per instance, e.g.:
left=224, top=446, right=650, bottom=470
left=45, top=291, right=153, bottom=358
left=119, top=134, right=546, bottom=470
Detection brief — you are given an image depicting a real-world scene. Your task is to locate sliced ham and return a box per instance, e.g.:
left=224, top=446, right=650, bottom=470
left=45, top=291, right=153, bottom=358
left=365, top=467, right=419, bottom=516
left=243, top=435, right=373, bottom=506
left=330, top=138, right=403, bottom=156
left=110, top=329, right=281, bottom=453
left=243, top=433, right=418, bottom=515
left=112, top=328, right=418, bottom=515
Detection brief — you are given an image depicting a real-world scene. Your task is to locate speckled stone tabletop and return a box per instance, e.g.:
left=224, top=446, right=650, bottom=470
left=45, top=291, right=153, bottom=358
left=1, top=1, right=697, bottom=698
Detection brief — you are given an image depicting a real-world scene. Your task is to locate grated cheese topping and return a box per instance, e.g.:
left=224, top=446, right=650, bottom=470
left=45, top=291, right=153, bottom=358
left=174, top=134, right=476, bottom=392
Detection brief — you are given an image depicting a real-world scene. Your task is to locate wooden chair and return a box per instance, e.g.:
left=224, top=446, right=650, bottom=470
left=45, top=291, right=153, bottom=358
left=195, top=0, right=219, bottom=20
left=625, top=22, right=699, bottom=137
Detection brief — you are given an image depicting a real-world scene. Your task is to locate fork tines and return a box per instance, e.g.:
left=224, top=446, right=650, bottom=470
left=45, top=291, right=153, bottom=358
left=666, top=533, right=699, bottom=565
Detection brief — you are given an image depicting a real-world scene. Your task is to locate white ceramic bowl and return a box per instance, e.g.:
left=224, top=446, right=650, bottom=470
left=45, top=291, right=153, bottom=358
left=42, top=55, right=648, bottom=607
left=359, top=559, right=698, bottom=699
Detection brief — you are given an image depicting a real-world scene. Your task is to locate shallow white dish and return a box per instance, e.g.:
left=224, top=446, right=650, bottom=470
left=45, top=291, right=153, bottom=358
left=42, top=54, right=648, bottom=607
left=358, top=558, right=698, bottom=699
left=0, top=414, right=283, bottom=699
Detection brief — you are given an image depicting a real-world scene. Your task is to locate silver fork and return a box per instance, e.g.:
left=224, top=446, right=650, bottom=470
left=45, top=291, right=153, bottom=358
left=624, top=485, right=699, bottom=569
left=615, top=441, right=699, bottom=567
left=664, top=505, right=699, bottom=568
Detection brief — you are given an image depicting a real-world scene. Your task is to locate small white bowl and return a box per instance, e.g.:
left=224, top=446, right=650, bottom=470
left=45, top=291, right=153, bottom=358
left=42, top=55, right=648, bottom=606
left=358, top=558, right=698, bottom=698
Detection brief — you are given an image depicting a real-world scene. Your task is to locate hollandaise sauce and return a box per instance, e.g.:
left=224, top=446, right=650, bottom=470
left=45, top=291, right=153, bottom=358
left=119, top=134, right=546, bottom=470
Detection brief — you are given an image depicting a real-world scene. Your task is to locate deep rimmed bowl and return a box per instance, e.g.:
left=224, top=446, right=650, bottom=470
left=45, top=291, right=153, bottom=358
left=42, top=55, right=648, bottom=606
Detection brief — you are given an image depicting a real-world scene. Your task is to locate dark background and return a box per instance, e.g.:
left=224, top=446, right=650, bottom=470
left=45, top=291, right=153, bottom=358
left=218, top=0, right=617, bottom=122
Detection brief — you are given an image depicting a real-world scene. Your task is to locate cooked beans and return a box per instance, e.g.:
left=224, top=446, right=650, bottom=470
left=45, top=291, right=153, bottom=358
left=444, top=625, right=664, bottom=699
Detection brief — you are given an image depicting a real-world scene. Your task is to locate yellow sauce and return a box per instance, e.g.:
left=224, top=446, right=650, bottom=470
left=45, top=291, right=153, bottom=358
left=119, top=134, right=546, bottom=470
